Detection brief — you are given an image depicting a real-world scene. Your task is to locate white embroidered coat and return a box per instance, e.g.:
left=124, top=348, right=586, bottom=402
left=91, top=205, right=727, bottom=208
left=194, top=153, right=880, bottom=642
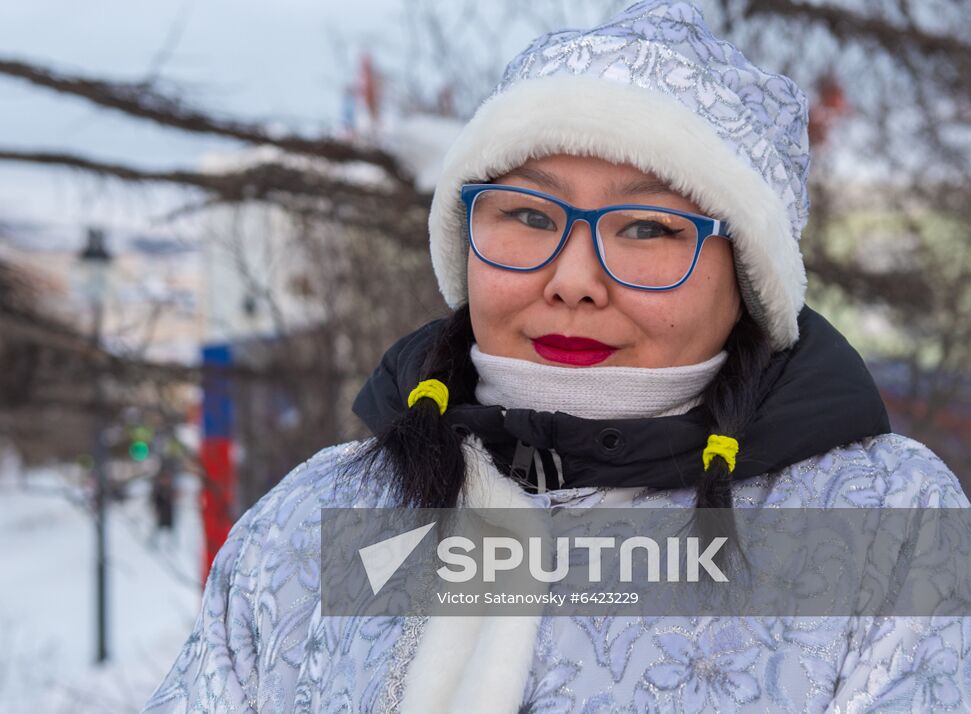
left=143, top=433, right=971, bottom=713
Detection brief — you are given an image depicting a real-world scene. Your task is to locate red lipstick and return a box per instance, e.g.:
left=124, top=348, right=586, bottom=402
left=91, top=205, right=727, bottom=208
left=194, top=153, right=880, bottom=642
left=531, top=334, right=618, bottom=366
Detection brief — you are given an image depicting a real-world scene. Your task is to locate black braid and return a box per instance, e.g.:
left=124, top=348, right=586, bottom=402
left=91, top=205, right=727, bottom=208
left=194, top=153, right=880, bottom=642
left=346, top=304, right=478, bottom=508
left=691, top=308, right=774, bottom=576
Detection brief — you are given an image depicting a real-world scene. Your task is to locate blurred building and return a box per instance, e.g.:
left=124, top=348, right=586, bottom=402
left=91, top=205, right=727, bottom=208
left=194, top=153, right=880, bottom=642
left=0, top=227, right=203, bottom=468
left=0, top=228, right=203, bottom=365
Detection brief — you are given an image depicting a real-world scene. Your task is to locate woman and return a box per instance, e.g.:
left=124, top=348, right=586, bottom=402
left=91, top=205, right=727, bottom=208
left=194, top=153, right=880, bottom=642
left=145, top=2, right=970, bottom=712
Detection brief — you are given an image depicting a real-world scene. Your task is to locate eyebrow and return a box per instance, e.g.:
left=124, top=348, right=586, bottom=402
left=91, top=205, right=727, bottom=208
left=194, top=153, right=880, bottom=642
left=496, top=167, right=674, bottom=200
left=497, top=166, right=567, bottom=193
left=612, top=176, right=674, bottom=198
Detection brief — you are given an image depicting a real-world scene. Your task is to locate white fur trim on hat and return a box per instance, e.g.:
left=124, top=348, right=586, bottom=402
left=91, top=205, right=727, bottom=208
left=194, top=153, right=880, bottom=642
left=428, top=74, right=807, bottom=350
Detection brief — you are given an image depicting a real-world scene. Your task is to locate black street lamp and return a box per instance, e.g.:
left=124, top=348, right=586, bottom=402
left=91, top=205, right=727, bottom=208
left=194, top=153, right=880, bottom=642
left=77, top=227, right=113, bottom=664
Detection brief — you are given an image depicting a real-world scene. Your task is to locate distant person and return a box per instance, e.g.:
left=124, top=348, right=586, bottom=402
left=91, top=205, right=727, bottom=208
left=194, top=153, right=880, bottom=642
left=149, top=454, right=177, bottom=550
left=151, top=469, right=174, bottom=528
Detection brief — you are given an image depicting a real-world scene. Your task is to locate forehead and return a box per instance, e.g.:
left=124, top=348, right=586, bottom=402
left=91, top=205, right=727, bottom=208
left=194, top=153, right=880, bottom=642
left=494, top=153, right=677, bottom=201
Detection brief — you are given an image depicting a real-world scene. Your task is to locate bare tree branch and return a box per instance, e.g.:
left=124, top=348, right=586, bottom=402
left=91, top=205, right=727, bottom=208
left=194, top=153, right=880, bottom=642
left=0, top=147, right=431, bottom=240
left=0, top=57, right=416, bottom=185
left=742, top=0, right=971, bottom=65
left=0, top=147, right=409, bottom=200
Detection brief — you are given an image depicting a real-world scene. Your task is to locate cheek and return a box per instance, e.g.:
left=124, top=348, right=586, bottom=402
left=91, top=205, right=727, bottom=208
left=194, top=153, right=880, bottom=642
left=617, top=242, right=739, bottom=356
left=467, top=254, right=539, bottom=349
left=702, top=242, right=741, bottom=311
left=613, top=291, right=688, bottom=337
left=671, top=242, right=740, bottom=335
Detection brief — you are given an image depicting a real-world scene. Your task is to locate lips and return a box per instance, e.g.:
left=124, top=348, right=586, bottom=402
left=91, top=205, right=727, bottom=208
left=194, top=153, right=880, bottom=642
left=531, top=334, right=618, bottom=366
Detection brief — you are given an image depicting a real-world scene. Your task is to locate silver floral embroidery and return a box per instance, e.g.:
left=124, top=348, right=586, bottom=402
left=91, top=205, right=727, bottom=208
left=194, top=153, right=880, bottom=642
left=143, top=433, right=971, bottom=713
left=375, top=615, right=429, bottom=714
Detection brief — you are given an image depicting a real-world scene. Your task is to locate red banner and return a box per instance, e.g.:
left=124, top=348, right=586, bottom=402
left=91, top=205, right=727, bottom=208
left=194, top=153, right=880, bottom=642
left=200, top=438, right=234, bottom=583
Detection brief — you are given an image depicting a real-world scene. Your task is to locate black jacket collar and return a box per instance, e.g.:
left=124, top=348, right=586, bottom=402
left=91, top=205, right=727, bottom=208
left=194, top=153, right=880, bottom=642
left=352, top=307, right=891, bottom=491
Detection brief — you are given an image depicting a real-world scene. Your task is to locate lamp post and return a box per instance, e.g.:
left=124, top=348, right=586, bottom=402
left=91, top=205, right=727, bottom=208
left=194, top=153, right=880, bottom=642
left=78, top=227, right=113, bottom=664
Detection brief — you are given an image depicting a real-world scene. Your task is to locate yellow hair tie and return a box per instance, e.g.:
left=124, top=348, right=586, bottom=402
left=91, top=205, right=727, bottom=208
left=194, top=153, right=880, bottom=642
left=703, top=434, right=739, bottom=473
left=407, top=378, right=449, bottom=415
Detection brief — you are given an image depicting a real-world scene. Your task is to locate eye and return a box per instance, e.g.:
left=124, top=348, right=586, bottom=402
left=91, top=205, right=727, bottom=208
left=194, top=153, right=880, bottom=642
left=502, top=208, right=558, bottom=231
left=617, top=220, right=685, bottom=240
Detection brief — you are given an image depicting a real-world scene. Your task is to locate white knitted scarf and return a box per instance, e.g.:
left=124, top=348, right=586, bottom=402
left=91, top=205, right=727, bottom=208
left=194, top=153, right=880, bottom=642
left=471, top=343, right=728, bottom=419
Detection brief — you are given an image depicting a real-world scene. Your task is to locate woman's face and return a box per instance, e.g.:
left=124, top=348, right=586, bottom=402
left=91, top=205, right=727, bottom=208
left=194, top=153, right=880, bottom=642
left=467, top=154, right=742, bottom=368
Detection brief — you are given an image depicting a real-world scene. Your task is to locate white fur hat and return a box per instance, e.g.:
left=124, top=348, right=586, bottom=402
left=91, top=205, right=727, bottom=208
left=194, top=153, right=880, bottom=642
left=428, top=0, right=811, bottom=350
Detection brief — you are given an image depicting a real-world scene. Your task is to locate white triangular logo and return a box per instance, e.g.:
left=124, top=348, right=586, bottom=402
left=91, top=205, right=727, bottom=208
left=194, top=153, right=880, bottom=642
left=358, top=521, right=437, bottom=595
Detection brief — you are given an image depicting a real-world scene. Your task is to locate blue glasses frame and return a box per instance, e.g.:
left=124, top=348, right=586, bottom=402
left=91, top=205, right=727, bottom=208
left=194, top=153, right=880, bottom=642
left=460, top=183, right=733, bottom=291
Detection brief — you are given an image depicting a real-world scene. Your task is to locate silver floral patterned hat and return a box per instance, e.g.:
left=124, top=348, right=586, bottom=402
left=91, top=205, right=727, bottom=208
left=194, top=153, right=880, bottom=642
left=428, top=0, right=811, bottom=350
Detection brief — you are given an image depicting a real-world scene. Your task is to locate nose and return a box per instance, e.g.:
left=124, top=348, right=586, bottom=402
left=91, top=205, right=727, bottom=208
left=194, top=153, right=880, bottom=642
left=542, top=218, right=610, bottom=308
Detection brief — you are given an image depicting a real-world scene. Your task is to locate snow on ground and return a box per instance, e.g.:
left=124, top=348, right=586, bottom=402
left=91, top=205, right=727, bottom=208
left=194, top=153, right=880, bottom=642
left=0, top=462, right=204, bottom=713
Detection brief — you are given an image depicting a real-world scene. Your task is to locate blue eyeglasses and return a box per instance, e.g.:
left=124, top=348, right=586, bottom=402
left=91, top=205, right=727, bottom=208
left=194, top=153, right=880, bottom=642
left=460, top=183, right=733, bottom=291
